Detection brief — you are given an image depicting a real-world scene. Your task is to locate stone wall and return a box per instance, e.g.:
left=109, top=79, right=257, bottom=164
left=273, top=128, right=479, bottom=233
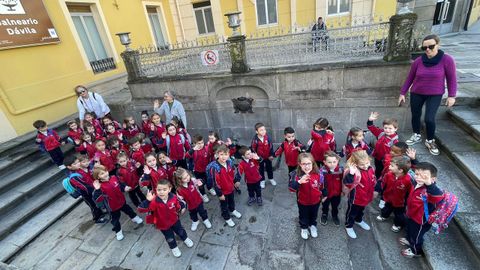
left=124, top=59, right=411, bottom=145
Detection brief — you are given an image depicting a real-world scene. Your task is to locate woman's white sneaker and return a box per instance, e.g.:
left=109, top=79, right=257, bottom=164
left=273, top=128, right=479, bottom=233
left=425, top=139, right=440, bottom=155
left=406, top=133, right=422, bottom=146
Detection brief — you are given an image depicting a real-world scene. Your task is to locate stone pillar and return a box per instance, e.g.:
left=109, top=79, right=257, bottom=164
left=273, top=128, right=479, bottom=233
left=227, top=35, right=249, bottom=73
left=384, top=13, right=418, bottom=62
left=120, top=50, right=142, bottom=82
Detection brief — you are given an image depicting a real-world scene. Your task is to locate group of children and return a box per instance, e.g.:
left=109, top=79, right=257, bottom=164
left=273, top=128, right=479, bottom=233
left=32, top=109, right=445, bottom=259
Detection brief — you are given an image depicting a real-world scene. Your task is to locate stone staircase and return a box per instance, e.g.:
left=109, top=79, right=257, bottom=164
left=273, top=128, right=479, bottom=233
left=0, top=119, right=80, bottom=263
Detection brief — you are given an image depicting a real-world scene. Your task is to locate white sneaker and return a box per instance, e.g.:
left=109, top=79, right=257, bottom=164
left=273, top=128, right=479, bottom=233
left=131, top=216, right=143, bottom=224
left=226, top=219, right=235, bottom=227
left=260, top=181, right=266, bottom=189
left=310, top=225, right=318, bottom=238
left=301, top=229, right=309, bottom=240
left=424, top=139, right=440, bottom=156
left=171, top=247, right=182, bottom=257
left=391, top=225, right=401, bottom=233
left=406, top=133, right=421, bottom=146
left=116, top=230, right=124, bottom=241
left=209, top=188, right=217, bottom=196
left=376, top=215, right=387, bottom=222
left=58, top=165, right=66, bottom=170
left=269, top=179, right=277, bottom=186
left=202, top=194, right=210, bottom=203
left=378, top=200, right=385, bottom=209
left=203, top=219, right=212, bottom=229
left=184, top=238, right=194, bottom=248
left=346, top=227, right=357, bottom=239
left=355, top=221, right=371, bottom=231
left=191, top=221, right=199, bottom=231
left=231, top=210, right=242, bottom=219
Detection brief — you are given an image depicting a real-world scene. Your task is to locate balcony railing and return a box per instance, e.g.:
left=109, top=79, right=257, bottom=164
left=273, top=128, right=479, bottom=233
left=90, top=57, right=116, bottom=74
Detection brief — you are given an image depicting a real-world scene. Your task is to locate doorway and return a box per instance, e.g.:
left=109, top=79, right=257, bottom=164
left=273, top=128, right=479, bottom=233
left=432, top=0, right=458, bottom=34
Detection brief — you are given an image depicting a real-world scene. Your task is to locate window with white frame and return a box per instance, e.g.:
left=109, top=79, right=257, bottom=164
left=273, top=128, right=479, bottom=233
left=256, top=0, right=277, bottom=25
left=147, top=6, right=167, bottom=48
left=193, top=1, right=215, bottom=35
left=327, top=0, right=350, bottom=15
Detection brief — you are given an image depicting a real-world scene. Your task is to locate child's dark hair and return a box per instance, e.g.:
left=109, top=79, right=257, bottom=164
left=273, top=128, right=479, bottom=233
left=284, top=127, right=295, bottom=135
left=390, top=142, right=408, bottom=156
left=165, top=123, right=176, bottom=131
left=95, top=139, right=105, bottom=145
left=391, top=156, right=411, bottom=174
left=157, top=179, right=171, bottom=187
left=105, top=123, right=115, bottom=132
left=141, top=110, right=149, bottom=117
left=33, top=120, right=47, bottom=129
left=76, top=153, right=89, bottom=162
left=313, top=118, right=329, bottom=129
left=63, top=155, right=77, bottom=167
left=117, top=151, right=128, bottom=161
left=238, top=146, right=250, bottom=157
left=67, top=120, right=78, bottom=128
left=383, top=118, right=398, bottom=129
left=215, top=145, right=229, bottom=154
left=193, top=134, right=203, bottom=143
left=129, top=136, right=141, bottom=145
left=414, top=162, right=438, bottom=178
left=254, top=122, right=265, bottom=131
left=349, top=127, right=363, bottom=137
left=106, top=136, right=119, bottom=147
left=324, top=150, right=340, bottom=161
left=84, top=112, right=95, bottom=119
left=208, top=131, right=220, bottom=140
left=150, top=112, right=161, bottom=121
left=145, top=152, right=156, bottom=161
left=171, top=116, right=186, bottom=129
left=174, top=167, right=191, bottom=188
left=123, top=116, right=134, bottom=129
left=81, top=132, right=92, bottom=140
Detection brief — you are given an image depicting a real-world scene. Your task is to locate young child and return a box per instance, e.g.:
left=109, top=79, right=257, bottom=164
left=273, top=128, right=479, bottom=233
left=320, top=151, right=343, bottom=226
left=105, top=124, right=124, bottom=142
left=251, top=122, right=276, bottom=188
left=140, top=153, right=169, bottom=192
left=83, top=112, right=103, bottom=135
left=288, top=153, right=327, bottom=240
left=117, top=151, right=146, bottom=207
left=93, top=140, right=116, bottom=175
left=77, top=154, right=95, bottom=183
left=341, top=127, right=372, bottom=160
left=159, top=124, right=191, bottom=169
left=174, top=168, right=212, bottom=231
left=67, top=120, right=83, bottom=146
left=274, top=127, right=305, bottom=174
left=376, top=156, right=413, bottom=233
left=129, top=136, right=146, bottom=167
left=64, top=155, right=105, bottom=223
left=367, top=112, right=399, bottom=178
left=77, top=132, right=96, bottom=159
left=84, top=122, right=104, bottom=141
left=122, top=116, right=140, bottom=140
left=309, top=118, right=336, bottom=167
left=400, top=162, right=444, bottom=258
left=138, top=180, right=194, bottom=258
left=186, top=135, right=211, bottom=202
left=140, top=110, right=151, bottom=135
left=171, top=116, right=191, bottom=144
left=343, top=150, right=376, bottom=239
left=206, top=131, right=221, bottom=161
left=158, top=151, right=177, bottom=186
left=101, top=115, right=121, bottom=133
left=33, top=120, right=65, bottom=169
left=149, top=113, right=166, bottom=151
left=237, top=146, right=263, bottom=206
left=208, top=145, right=242, bottom=227
left=92, top=165, right=143, bottom=241
left=107, top=136, right=129, bottom=162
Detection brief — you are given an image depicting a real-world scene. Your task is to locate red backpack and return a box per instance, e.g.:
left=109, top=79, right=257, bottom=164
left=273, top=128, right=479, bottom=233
left=423, top=191, right=458, bottom=234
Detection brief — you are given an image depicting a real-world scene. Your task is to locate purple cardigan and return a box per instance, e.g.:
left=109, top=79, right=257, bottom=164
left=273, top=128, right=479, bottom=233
left=400, top=54, right=457, bottom=97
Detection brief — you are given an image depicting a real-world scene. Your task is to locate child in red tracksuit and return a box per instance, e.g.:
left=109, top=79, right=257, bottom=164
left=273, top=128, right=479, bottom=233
left=186, top=135, right=211, bottom=202
left=77, top=132, right=96, bottom=159
left=367, top=112, right=399, bottom=178
left=84, top=123, right=104, bottom=142
left=83, top=112, right=103, bottom=134
left=122, top=116, right=140, bottom=140
left=341, top=127, right=372, bottom=160
left=320, top=151, right=343, bottom=227
left=117, top=151, right=146, bottom=207
left=251, top=122, right=276, bottom=188
left=274, top=127, right=305, bottom=175
left=67, top=120, right=83, bottom=146
left=149, top=113, right=166, bottom=152
left=343, top=150, right=376, bottom=239
left=93, top=140, right=116, bottom=175
left=129, top=136, right=146, bottom=167
left=140, top=111, right=151, bottom=135
left=209, top=145, right=242, bottom=227
left=376, top=156, right=413, bottom=233
left=174, top=168, right=212, bottom=231
left=288, top=153, right=327, bottom=240
left=400, top=162, right=444, bottom=258
left=158, top=151, right=177, bottom=186
left=309, top=118, right=336, bottom=168
left=237, top=147, right=263, bottom=206
left=107, top=136, right=129, bottom=162
left=92, top=165, right=143, bottom=241
left=158, top=124, right=191, bottom=169
left=138, top=179, right=194, bottom=258
left=33, top=120, right=65, bottom=169
left=140, top=153, right=169, bottom=193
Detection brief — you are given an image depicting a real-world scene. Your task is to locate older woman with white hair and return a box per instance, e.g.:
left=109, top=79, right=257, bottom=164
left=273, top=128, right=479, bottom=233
left=75, top=85, right=111, bottom=127
left=153, top=90, right=187, bottom=128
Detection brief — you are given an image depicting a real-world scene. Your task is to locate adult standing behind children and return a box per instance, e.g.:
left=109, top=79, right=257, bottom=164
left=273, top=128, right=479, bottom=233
left=399, top=34, right=457, bottom=156
left=153, top=90, right=187, bottom=128
left=75, top=85, right=111, bottom=127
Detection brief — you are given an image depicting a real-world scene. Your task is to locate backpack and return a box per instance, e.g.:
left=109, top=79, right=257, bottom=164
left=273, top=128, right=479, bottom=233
left=62, top=173, right=83, bottom=199
left=377, top=132, right=399, bottom=148
left=165, top=134, right=186, bottom=156
left=79, top=92, right=97, bottom=107
left=423, top=191, right=459, bottom=234
left=205, top=160, right=234, bottom=190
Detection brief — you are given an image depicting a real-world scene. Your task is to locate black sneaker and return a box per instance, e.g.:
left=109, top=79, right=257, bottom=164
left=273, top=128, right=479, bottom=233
left=257, top=197, right=263, bottom=206
left=332, top=216, right=340, bottom=227
left=321, top=215, right=328, bottom=226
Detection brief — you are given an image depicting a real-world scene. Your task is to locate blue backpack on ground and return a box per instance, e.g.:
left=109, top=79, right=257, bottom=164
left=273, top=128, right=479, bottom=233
left=62, top=173, right=82, bottom=199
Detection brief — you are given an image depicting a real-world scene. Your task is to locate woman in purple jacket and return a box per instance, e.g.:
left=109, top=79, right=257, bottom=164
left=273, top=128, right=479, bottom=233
left=399, top=34, right=457, bottom=156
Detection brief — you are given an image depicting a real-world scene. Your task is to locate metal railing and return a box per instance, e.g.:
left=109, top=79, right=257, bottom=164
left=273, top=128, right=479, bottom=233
left=90, top=57, right=116, bottom=74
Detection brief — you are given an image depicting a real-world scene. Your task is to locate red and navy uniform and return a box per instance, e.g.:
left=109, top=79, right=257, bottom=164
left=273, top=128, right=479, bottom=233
left=177, top=181, right=203, bottom=211
left=117, top=162, right=141, bottom=189
left=77, top=141, right=96, bottom=159
left=238, top=158, right=262, bottom=184
left=141, top=120, right=151, bottom=135
left=310, top=130, right=336, bottom=163
left=160, top=163, right=177, bottom=186
left=131, top=148, right=146, bottom=166
left=140, top=165, right=168, bottom=192
left=275, top=139, right=305, bottom=170
left=159, top=134, right=191, bottom=161
left=211, top=160, right=239, bottom=196
left=138, top=193, right=185, bottom=230
left=86, top=119, right=103, bottom=135
left=75, top=168, right=94, bottom=186
left=94, top=150, right=116, bottom=172
left=67, top=171, right=103, bottom=222
left=367, top=120, right=399, bottom=178
left=186, top=147, right=209, bottom=173
left=343, top=166, right=376, bottom=228
left=123, top=124, right=140, bottom=140
left=149, top=122, right=166, bottom=148
left=321, top=165, right=343, bottom=218
left=251, top=134, right=274, bottom=159
left=36, top=129, right=61, bottom=151
left=382, top=172, right=413, bottom=208
left=106, top=130, right=124, bottom=142
left=141, top=142, right=153, bottom=155
left=342, top=139, right=372, bottom=160
left=110, top=143, right=130, bottom=162
left=206, top=141, right=221, bottom=162
left=68, top=128, right=83, bottom=143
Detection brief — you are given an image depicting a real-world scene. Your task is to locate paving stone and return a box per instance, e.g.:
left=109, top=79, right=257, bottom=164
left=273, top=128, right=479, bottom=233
left=224, top=232, right=264, bottom=269
left=237, top=199, right=271, bottom=234
left=266, top=250, right=304, bottom=270
left=120, top=226, right=164, bottom=270
left=33, top=237, right=83, bottom=270
left=200, top=210, right=237, bottom=247
left=188, top=242, right=231, bottom=270
left=452, top=152, right=480, bottom=188
left=88, top=232, right=140, bottom=270
left=146, top=232, right=197, bottom=270
left=56, top=250, right=97, bottom=270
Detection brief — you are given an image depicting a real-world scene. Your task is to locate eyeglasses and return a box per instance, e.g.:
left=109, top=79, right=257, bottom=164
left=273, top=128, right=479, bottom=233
left=421, top=44, right=436, bottom=51
left=300, top=162, right=312, bottom=166
left=77, top=90, right=86, bottom=94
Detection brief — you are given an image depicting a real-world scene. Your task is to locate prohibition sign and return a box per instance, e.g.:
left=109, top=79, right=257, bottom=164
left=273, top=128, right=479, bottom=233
left=203, top=50, right=218, bottom=65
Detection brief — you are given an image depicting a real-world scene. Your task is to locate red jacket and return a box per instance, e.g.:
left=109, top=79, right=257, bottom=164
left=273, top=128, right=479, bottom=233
left=138, top=193, right=185, bottom=230
left=149, top=122, right=166, bottom=147
left=186, top=147, right=209, bottom=173
left=94, top=150, right=116, bottom=172
left=343, top=167, right=376, bottom=207
left=251, top=134, right=274, bottom=159
left=310, top=130, right=336, bottom=162
left=406, top=183, right=444, bottom=224
left=86, top=119, right=103, bottom=136
left=342, top=139, right=372, bottom=160
left=382, top=172, right=413, bottom=208
left=160, top=163, right=176, bottom=185
left=68, top=128, right=83, bottom=142
left=117, top=161, right=140, bottom=189
left=93, top=176, right=126, bottom=212
left=367, top=121, right=399, bottom=161
left=77, top=141, right=96, bottom=159
left=321, top=165, right=343, bottom=198
left=275, top=140, right=304, bottom=167
left=110, top=143, right=129, bottom=162
left=142, top=143, right=153, bottom=155
left=160, top=134, right=191, bottom=161
left=177, top=181, right=203, bottom=210
left=140, top=166, right=168, bottom=192
left=123, top=124, right=140, bottom=139
left=238, top=159, right=262, bottom=184
left=288, top=172, right=326, bottom=205
left=131, top=148, right=146, bottom=165
left=206, top=141, right=220, bottom=162
left=75, top=168, right=94, bottom=186
left=36, top=129, right=61, bottom=151
left=210, top=160, right=239, bottom=196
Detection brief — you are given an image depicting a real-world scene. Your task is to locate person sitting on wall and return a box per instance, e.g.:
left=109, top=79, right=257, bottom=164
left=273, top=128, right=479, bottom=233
left=311, top=17, right=329, bottom=52
left=75, top=85, right=111, bottom=129
left=153, top=90, right=188, bottom=128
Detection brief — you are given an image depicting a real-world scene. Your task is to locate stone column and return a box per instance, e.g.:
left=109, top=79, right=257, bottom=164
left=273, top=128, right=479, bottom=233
left=227, top=35, right=249, bottom=73
left=120, top=50, right=142, bottom=82
left=384, top=13, right=418, bottom=62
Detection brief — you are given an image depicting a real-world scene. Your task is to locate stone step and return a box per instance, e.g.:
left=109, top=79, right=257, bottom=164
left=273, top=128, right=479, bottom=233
left=0, top=193, right=80, bottom=263
left=447, top=105, right=480, bottom=142
left=0, top=166, right=65, bottom=216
